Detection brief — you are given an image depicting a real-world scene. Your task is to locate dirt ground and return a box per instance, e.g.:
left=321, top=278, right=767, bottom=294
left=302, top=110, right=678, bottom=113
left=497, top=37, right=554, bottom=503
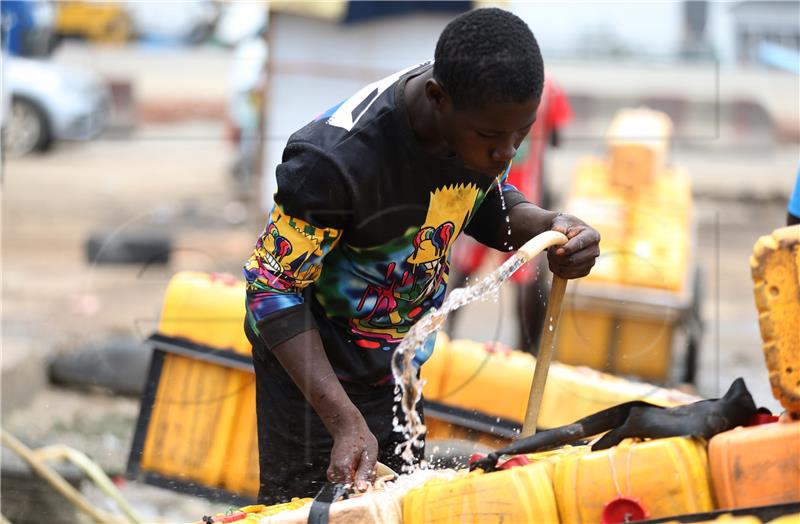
left=1, top=42, right=796, bottom=522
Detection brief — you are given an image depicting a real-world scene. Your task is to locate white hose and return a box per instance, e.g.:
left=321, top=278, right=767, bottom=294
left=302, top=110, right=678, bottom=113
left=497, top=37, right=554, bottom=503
left=516, top=230, right=568, bottom=261
left=0, top=427, right=125, bottom=523
left=32, top=445, right=142, bottom=524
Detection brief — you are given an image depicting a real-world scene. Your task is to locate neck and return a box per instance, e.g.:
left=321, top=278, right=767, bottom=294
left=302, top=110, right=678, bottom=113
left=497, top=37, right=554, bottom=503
left=404, top=70, right=448, bottom=154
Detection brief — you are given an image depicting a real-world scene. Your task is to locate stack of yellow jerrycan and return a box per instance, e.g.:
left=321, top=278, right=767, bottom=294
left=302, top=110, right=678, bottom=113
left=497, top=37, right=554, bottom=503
left=559, top=107, right=697, bottom=381
left=403, top=456, right=560, bottom=523
left=553, top=437, right=714, bottom=523
left=705, top=224, right=800, bottom=511
left=750, top=225, right=800, bottom=414
left=422, top=338, right=698, bottom=441
left=133, top=271, right=700, bottom=500
left=403, top=436, right=713, bottom=523
left=134, top=271, right=261, bottom=498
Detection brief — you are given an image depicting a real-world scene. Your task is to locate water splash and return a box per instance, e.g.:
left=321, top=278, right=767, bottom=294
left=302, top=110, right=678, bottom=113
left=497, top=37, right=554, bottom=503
left=497, top=178, right=514, bottom=252
left=391, top=249, right=532, bottom=470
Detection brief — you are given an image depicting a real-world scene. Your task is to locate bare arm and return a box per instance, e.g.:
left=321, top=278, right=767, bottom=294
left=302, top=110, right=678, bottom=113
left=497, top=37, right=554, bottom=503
left=271, top=329, right=378, bottom=490
left=506, top=202, right=601, bottom=279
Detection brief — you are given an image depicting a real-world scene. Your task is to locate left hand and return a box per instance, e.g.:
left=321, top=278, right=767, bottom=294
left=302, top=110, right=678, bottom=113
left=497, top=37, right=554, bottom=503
left=547, top=213, right=601, bottom=279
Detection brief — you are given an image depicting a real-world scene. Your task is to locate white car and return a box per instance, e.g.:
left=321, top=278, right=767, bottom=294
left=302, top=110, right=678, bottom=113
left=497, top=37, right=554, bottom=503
left=1, top=53, right=110, bottom=156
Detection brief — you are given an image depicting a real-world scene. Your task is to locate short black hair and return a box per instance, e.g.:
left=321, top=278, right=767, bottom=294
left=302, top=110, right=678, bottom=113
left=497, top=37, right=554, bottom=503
left=434, top=8, right=544, bottom=110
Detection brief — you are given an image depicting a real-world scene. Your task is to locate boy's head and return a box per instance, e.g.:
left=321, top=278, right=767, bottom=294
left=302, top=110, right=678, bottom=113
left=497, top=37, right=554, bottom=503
left=428, top=8, right=544, bottom=177
left=434, top=7, right=544, bottom=111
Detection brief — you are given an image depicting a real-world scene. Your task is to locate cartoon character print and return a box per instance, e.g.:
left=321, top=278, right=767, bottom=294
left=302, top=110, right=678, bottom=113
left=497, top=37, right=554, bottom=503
left=244, top=205, right=341, bottom=295
left=347, top=183, right=481, bottom=350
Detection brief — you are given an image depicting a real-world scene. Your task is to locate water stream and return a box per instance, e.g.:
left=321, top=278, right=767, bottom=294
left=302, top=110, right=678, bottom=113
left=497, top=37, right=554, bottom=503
left=391, top=179, right=530, bottom=470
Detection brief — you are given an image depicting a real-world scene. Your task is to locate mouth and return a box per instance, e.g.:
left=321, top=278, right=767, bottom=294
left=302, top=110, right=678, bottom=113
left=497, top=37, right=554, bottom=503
left=262, top=250, right=282, bottom=272
left=467, top=163, right=507, bottom=177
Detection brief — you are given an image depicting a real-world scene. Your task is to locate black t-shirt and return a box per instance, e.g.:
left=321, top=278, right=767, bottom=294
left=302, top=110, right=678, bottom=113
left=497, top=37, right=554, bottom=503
left=243, top=61, right=527, bottom=385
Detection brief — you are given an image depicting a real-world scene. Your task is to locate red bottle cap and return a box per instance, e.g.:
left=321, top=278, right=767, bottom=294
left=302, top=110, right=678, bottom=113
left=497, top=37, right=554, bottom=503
left=468, top=453, right=486, bottom=466
left=601, top=496, right=649, bottom=524
left=746, top=413, right=779, bottom=426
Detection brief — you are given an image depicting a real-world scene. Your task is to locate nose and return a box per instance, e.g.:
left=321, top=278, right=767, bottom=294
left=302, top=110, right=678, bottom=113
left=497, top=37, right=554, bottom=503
left=491, top=139, right=517, bottom=163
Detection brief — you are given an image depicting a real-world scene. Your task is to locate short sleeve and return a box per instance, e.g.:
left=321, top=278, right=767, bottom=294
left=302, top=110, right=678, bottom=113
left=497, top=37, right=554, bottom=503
left=464, top=167, right=528, bottom=250
left=243, top=144, right=352, bottom=349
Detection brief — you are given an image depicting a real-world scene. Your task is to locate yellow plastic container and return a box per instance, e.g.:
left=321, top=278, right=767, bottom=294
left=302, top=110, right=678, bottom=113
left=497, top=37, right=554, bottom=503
left=709, top=419, right=800, bottom=509
left=424, top=417, right=510, bottom=450
left=158, top=271, right=251, bottom=355
left=606, top=108, right=673, bottom=188
left=613, top=315, right=674, bottom=379
left=140, top=355, right=248, bottom=487
left=554, top=437, right=715, bottom=523
left=659, top=516, right=761, bottom=524
left=436, top=339, right=535, bottom=423
left=556, top=307, right=676, bottom=382
left=432, top=338, right=697, bottom=430
left=751, top=225, right=800, bottom=414
left=403, top=461, right=559, bottom=523
left=56, top=1, right=132, bottom=43
left=555, top=308, right=615, bottom=371
left=538, top=364, right=698, bottom=429
left=419, top=332, right=451, bottom=401
left=220, top=377, right=260, bottom=498
left=140, top=272, right=254, bottom=492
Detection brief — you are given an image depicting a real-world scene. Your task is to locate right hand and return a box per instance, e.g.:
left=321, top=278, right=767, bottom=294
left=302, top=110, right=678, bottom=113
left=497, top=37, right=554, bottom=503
left=328, top=419, right=379, bottom=491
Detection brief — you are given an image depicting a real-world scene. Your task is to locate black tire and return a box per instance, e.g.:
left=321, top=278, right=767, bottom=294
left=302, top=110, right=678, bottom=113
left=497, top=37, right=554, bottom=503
left=5, top=96, right=51, bottom=156
left=49, top=338, right=152, bottom=396
left=86, top=230, right=172, bottom=265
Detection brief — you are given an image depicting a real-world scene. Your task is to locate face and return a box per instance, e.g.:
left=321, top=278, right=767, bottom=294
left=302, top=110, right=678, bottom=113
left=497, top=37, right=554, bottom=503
left=428, top=82, right=540, bottom=178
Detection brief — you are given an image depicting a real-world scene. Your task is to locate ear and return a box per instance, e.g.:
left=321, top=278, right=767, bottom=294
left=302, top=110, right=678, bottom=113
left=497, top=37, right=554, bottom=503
left=424, top=78, right=450, bottom=112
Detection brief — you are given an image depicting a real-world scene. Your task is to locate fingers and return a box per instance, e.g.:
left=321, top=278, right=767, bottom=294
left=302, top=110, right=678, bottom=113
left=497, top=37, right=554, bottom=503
left=553, top=227, right=601, bottom=257
left=327, top=455, right=355, bottom=485
left=548, top=235, right=600, bottom=279
left=354, top=448, right=378, bottom=490
left=327, top=430, right=379, bottom=490
left=546, top=214, right=600, bottom=279
left=549, top=257, right=596, bottom=279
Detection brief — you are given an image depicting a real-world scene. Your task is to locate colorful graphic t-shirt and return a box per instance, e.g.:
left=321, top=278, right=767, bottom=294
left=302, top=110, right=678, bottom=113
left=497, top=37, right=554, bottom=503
left=243, top=61, right=528, bottom=385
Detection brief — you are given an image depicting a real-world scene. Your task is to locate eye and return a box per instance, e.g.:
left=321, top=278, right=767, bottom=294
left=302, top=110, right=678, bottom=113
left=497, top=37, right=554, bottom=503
left=477, top=130, right=499, bottom=138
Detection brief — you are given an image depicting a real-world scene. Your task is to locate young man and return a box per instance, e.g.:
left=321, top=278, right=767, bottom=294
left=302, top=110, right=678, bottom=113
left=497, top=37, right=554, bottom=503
left=243, top=8, right=600, bottom=504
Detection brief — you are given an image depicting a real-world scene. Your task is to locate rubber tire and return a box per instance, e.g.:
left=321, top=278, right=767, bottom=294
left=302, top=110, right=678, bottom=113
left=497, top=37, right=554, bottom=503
left=48, top=338, right=152, bottom=396
left=5, top=96, right=51, bottom=156
left=86, top=230, right=171, bottom=265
